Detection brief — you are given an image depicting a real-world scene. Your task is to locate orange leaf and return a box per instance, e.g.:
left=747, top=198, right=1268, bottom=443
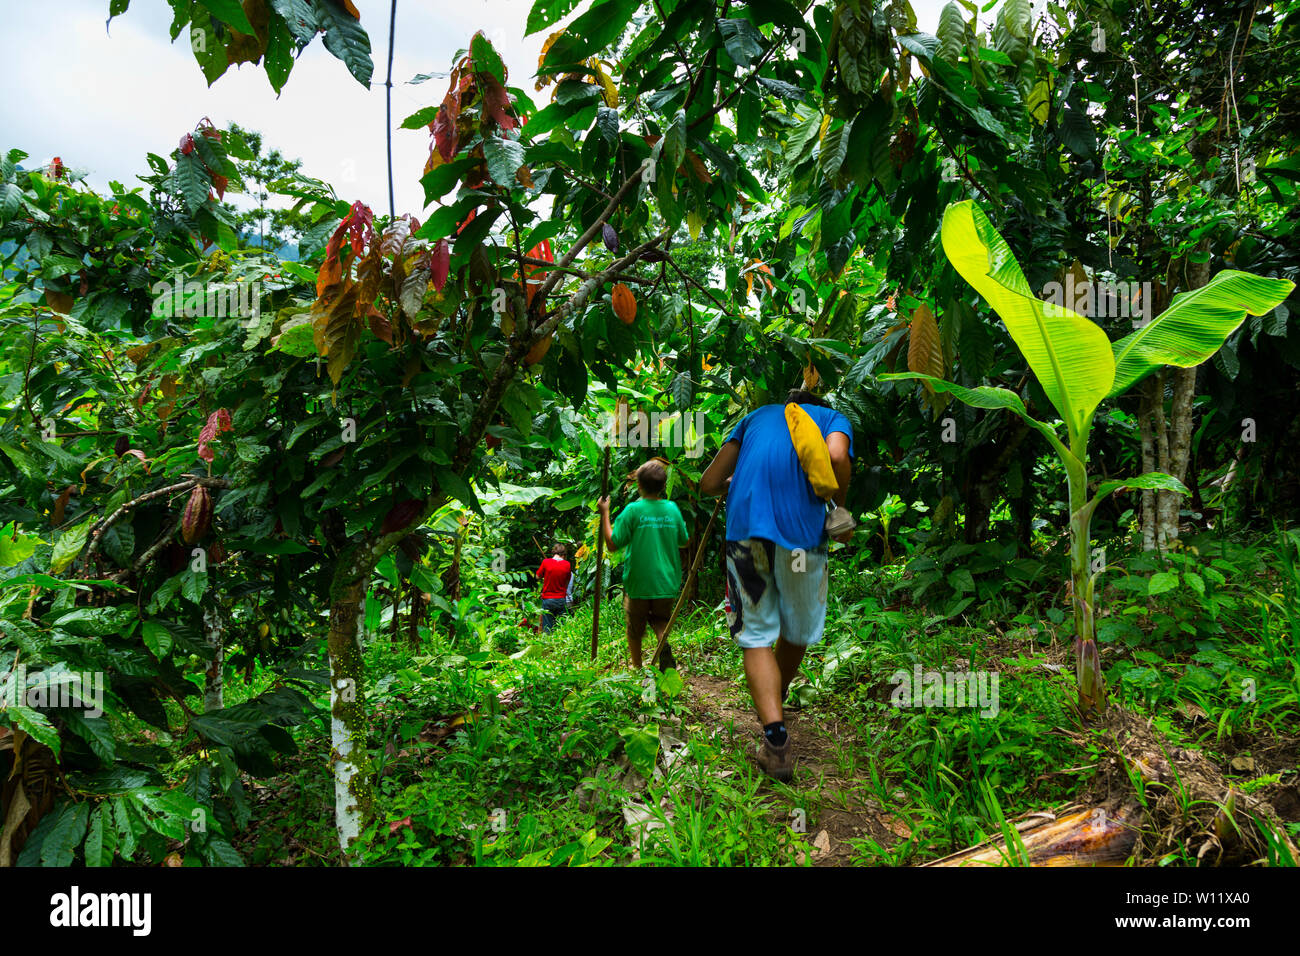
left=907, top=303, right=945, bottom=397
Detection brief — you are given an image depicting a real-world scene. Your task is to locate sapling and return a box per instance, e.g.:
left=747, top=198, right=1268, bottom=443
left=883, top=200, right=1294, bottom=715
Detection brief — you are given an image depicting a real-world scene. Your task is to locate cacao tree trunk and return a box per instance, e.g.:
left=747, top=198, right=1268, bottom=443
left=326, top=570, right=372, bottom=860
left=1138, top=245, right=1211, bottom=552
left=1139, top=377, right=1158, bottom=552
left=202, top=605, right=224, bottom=713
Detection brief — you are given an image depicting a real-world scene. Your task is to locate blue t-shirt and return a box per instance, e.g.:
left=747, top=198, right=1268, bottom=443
left=724, top=403, right=854, bottom=551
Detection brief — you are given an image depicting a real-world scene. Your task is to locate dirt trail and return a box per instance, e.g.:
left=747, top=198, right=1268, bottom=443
left=684, top=671, right=906, bottom=866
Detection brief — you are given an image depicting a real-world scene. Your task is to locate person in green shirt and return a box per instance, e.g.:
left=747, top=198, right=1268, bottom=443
left=597, top=459, right=690, bottom=672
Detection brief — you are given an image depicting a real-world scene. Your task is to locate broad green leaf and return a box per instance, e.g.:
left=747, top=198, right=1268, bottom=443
left=190, top=7, right=231, bottom=86
left=1092, top=472, right=1189, bottom=502
left=40, top=801, right=91, bottom=867
left=142, top=620, right=174, bottom=658
left=940, top=201, right=1114, bottom=439
left=1107, top=270, right=1296, bottom=398
left=84, top=803, right=118, bottom=867
left=197, top=0, right=255, bottom=33
left=50, top=517, right=93, bottom=574
left=618, top=723, right=660, bottom=777
left=5, top=705, right=61, bottom=757
left=0, top=524, right=38, bottom=567
left=316, top=0, right=374, bottom=86
left=482, top=136, right=527, bottom=187
left=526, top=0, right=582, bottom=35
left=0, top=182, right=22, bottom=225
left=936, top=2, right=966, bottom=62
left=174, top=153, right=211, bottom=212
left=41, top=254, right=84, bottom=280
left=1147, top=572, right=1179, bottom=596
left=717, top=18, right=765, bottom=68
left=542, top=0, right=635, bottom=64
left=181, top=570, right=208, bottom=604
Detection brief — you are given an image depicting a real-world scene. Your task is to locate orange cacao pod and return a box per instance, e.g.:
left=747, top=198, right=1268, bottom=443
left=525, top=333, right=553, bottom=365
left=611, top=283, right=636, bottom=324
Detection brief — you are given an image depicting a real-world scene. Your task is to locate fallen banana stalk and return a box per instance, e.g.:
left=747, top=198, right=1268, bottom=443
left=925, top=804, right=1139, bottom=867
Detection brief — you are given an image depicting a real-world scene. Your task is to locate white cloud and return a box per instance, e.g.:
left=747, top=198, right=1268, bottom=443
left=1, top=0, right=953, bottom=221
left=1, top=0, right=562, bottom=217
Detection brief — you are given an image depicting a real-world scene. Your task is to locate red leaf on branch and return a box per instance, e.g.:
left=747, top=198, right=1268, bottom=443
left=430, top=240, right=450, bottom=292
left=179, top=134, right=195, bottom=156
left=388, top=816, right=413, bottom=836
left=197, top=408, right=233, bottom=463
left=316, top=203, right=374, bottom=297
left=343, top=201, right=374, bottom=258
left=430, top=103, right=459, bottom=165
left=480, top=74, right=518, bottom=131
left=211, top=174, right=228, bottom=200
left=50, top=157, right=65, bottom=179
left=368, top=309, right=393, bottom=344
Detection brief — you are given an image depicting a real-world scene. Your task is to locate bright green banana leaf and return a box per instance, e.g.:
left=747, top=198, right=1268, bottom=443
left=1108, top=270, right=1295, bottom=398
left=941, top=200, right=1115, bottom=439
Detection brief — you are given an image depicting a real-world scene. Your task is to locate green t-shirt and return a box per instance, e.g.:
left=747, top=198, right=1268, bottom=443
left=610, top=498, right=690, bottom=600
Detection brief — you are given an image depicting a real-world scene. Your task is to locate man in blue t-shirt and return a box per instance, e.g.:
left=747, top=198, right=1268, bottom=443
left=699, top=389, right=854, bottom=781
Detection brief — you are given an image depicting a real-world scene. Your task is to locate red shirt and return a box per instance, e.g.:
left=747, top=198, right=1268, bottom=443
left=537, top=557, right=571, bottom=599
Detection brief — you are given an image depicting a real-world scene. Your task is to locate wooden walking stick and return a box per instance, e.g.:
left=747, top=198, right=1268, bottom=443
left=590, top=446, right=610, bottom=660
left=650, top=494, right=724, bottom=669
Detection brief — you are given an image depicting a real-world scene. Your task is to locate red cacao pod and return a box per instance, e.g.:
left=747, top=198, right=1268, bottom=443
left=182, top=485, right=213, bottom=545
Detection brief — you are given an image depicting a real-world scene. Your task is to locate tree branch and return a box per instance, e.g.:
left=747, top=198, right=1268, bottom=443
left=533, top=166, right=646, bottom=303
left=83, top=475, right=231, bottom=568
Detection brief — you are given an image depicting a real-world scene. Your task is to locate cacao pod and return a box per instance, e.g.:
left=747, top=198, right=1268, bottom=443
left=181, top=485, right=213, bottom=545
left=601, top=223, right=619, bottom=253
left=113, top=435, right=129, bottom=457
left=381, top=498, right=424, bottom=535
left=525, top=333, right=553, bottom=365
left=611, top=283, right=636, bottom=324
left=639, top=249, right=668, bottom=263
left=208, top=540, right=228, bottom=564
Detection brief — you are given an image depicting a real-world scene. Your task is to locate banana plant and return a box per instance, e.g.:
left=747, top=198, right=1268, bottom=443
left=882, top=200, right=1294, bottom=716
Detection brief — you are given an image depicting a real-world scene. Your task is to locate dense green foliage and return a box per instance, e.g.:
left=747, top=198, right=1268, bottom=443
left=1, top=0, right=1297, bottom=866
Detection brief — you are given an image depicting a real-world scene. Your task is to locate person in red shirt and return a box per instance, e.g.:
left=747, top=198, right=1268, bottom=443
left=536, top=543, right=573, bottom=633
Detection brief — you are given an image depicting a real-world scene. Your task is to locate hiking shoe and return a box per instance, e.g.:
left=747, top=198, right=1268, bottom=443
left=756, top=736, right=793, bottom=782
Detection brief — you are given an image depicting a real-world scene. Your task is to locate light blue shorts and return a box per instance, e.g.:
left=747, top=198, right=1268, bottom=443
left=725, top=538, right=829, bottom=649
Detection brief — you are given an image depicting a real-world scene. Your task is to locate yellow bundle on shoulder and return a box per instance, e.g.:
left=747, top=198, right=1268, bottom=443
left=784, top=402, right=838, bottom=499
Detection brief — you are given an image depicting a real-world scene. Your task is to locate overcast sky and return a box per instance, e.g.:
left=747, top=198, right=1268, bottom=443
left=0, top=0, right=950, bottom=217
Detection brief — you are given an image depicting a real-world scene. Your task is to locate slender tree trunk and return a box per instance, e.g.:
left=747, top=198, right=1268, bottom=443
left=327, top=571, right=372, bottom=860
left=202, top=605, right=224, bottom=713
left=1157, top=366, right=1197, bottom=542
left=389, top=587, right=401, bottom=645
left=1139, top=246, right=1211, bottom=552
left=1139, top=377, right=1158, bottom=552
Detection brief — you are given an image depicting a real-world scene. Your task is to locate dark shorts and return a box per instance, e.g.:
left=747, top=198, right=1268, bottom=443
left=623, top=595, right=674, bottom=634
